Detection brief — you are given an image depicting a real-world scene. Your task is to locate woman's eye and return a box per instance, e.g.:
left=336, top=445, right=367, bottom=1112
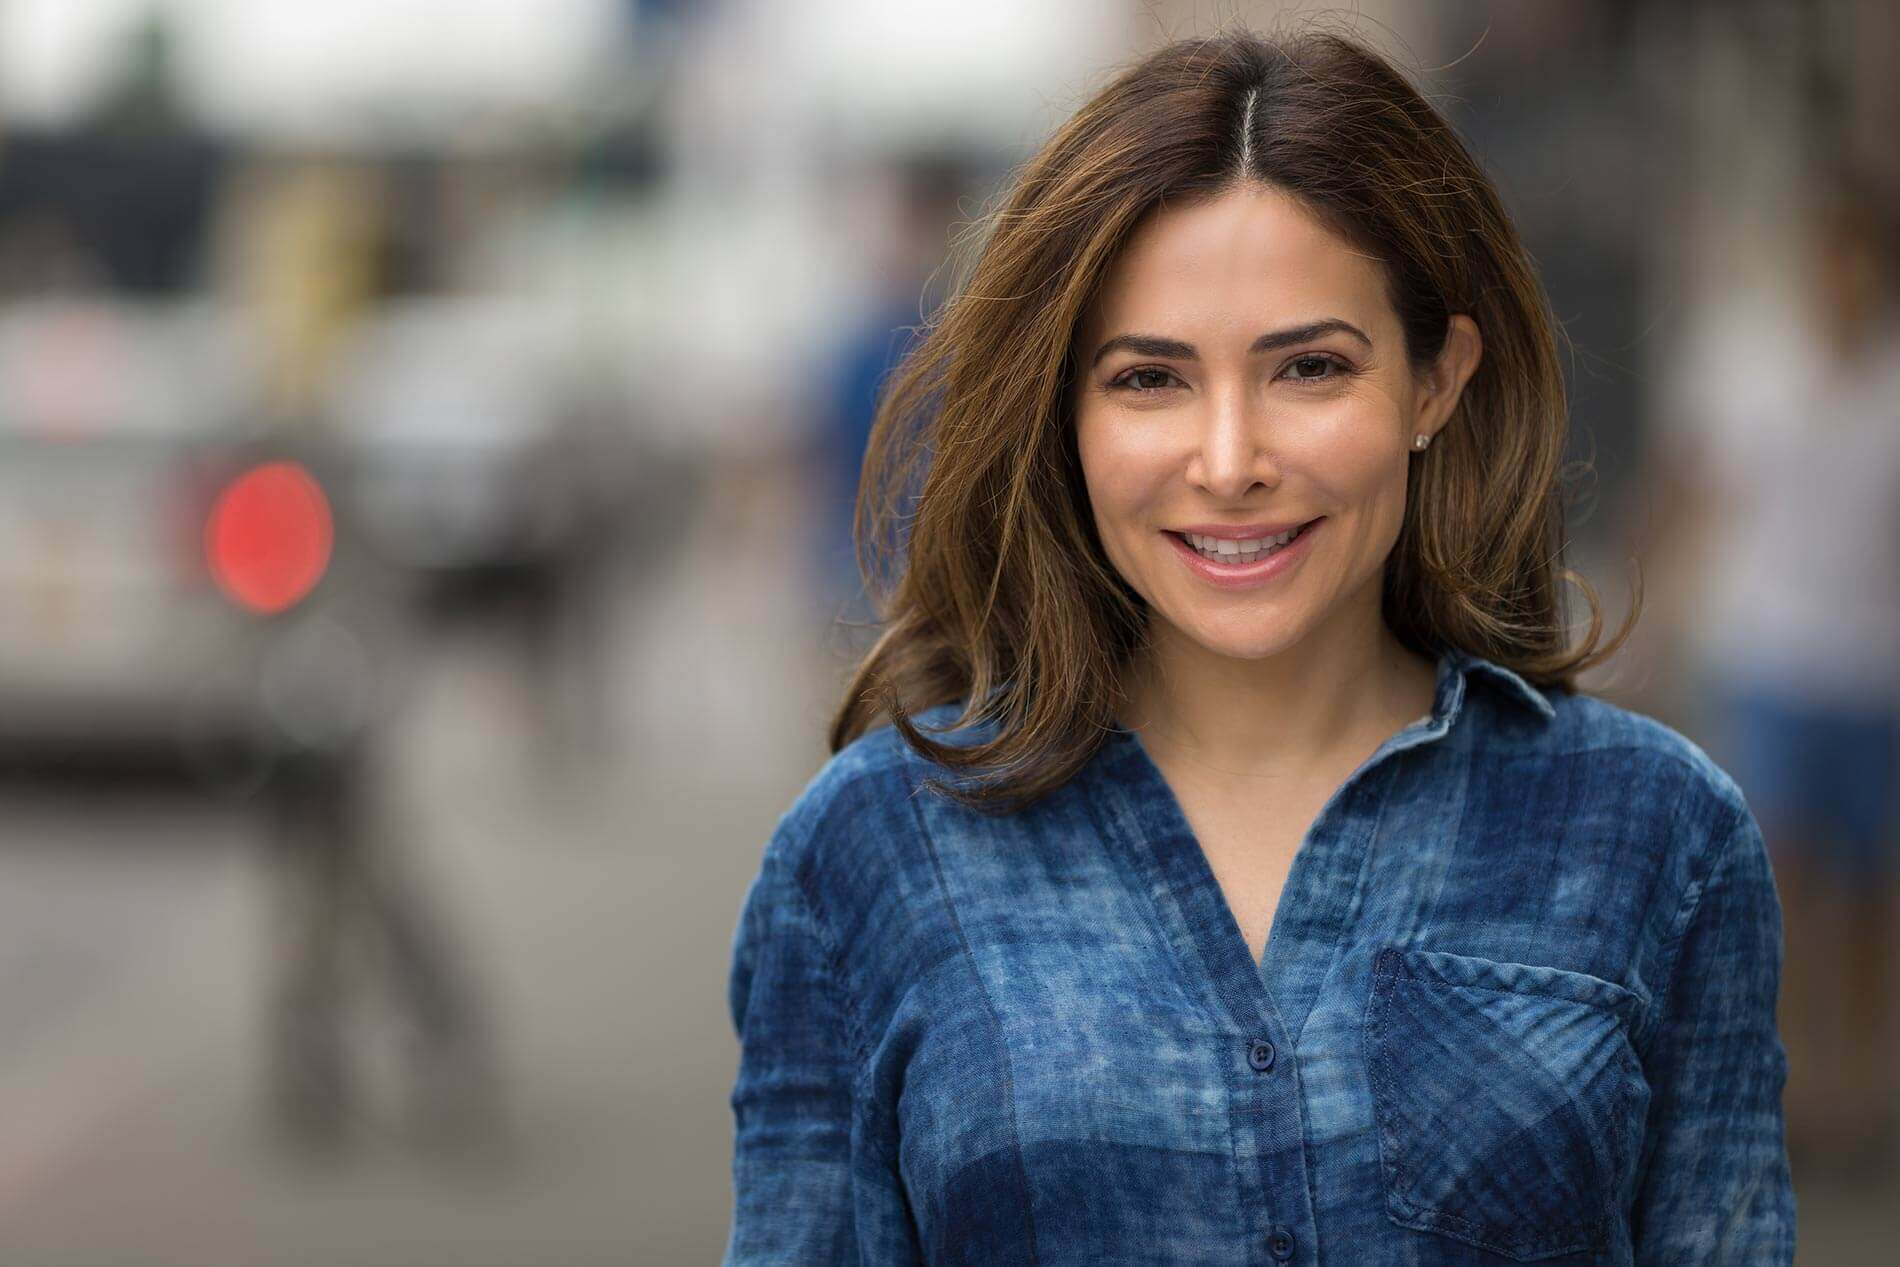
left=1111, top=366, right=1180, bottom=393
left=1282, top=354, right=1349, bottom=384
left=1107, top=357, right=1349, bottom=394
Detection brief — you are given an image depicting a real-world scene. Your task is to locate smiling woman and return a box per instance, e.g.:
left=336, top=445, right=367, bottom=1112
left=1071, top=183, right=1485, bottom=700
left=830, top=30, right=1618, bottom=813
left=725, top=23, right=1794, bottom=1267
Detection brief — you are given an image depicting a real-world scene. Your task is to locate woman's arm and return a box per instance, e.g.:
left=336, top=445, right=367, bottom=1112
left=723, top=834, right=921, bottom=1265
left=1629, top=802, right=1797, bottom=1263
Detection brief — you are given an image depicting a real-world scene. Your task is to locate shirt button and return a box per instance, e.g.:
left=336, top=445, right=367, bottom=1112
left=1247, top=1039, right=1276, bottom=1072
left=1268, top=1225, right=1296, bottom=1260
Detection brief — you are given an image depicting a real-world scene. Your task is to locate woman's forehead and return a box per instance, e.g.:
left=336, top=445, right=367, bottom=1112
left=1081, top=185, right=1391, bottom=344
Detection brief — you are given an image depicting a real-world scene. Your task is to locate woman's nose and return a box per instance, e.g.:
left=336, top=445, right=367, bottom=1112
left=1187, top=386, right=1276, bottom=498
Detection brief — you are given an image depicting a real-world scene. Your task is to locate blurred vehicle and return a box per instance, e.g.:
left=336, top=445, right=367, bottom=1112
left=0, top=294, right=502, bottom=1155
left=330, top=294, right=705, bottom=764
left=331, top=297, right=573, bottom=585
left=0, top=295, right=396, bottom=789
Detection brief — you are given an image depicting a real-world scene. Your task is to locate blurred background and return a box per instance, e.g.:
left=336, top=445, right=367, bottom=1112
left=0, top=0, right=1894, bottom=1261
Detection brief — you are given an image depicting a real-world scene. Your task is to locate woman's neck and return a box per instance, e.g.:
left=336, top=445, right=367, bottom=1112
left=1119, top=620, right=1436, bottom=785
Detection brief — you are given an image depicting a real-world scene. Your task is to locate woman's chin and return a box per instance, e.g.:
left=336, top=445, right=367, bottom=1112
left=1164, top=615, right=1305, bottom=663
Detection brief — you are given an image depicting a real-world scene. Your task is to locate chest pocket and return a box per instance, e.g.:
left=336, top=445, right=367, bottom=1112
left=1363, top=946, right=1650, bottom=1262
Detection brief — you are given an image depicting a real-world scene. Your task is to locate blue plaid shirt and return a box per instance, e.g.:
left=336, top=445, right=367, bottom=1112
left=723, top=648, right=1795, bottom=1264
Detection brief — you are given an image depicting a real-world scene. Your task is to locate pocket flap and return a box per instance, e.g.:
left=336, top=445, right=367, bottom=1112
left=1375, top=947, right=1647, bottom=1030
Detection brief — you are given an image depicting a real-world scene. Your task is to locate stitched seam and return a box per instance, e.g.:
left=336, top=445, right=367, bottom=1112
left=1625, top=797, right=1747, bottom=1206
left=1386, top=1188, right=1605, bottom=1258
left=788, top=864, right=871, bottom=1069
left=1365, top=958, right=1407, bottom=1230
left=1609, top=1047, right=1645, bottom=1213
left=1511, top=743, right=1743, bottom=786
left=1636, top=796, right=1746, bottom=1063
left=783, top=861, right=900, bottom=1178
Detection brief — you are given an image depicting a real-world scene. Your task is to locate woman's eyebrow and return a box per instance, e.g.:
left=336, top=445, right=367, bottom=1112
left=1089, top=318, right=1372, bottom=368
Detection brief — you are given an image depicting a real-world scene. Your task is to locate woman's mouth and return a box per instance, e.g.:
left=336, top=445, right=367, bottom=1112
left=1162, top=517, right=1324, bottom=589
left=1171, top=518, right=1320, bottom=564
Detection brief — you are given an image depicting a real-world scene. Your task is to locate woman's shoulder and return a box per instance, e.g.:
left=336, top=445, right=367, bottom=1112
left=1544, top=688, right=1748, bottom=820
left=1470, top=680, right=1773, bottom=975
left=1457, top=652, right=1746, bottom=826
left=1534, top=687, right=1759, bottom=898
left=760, top=701, right=990, bottom=886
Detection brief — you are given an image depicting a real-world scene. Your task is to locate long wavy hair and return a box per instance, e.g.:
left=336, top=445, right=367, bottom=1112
left=830, top=26, right=1638, bottom=814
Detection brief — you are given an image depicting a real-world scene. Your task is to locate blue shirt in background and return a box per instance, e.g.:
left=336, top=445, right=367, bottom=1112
left=812, top=306, right=923, bottom=621
left=723, top=646, right=1795, bottom=1264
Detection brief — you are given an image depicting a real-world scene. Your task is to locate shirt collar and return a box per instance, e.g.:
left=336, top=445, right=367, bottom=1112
left=940, top=645, right=1559, bottom=749
left=1436, top=646, right=1558, bottom=724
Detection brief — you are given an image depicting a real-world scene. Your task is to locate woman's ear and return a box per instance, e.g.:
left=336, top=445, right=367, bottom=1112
left=1414, top=314, right=1483, bottom=442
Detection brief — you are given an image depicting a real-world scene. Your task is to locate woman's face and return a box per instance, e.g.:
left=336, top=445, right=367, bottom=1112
left=1071, top=182, right=1480, bottom=664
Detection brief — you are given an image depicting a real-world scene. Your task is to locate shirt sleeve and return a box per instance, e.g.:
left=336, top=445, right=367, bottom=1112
left=1629, top=802, right=1797, bottom=1263
left=723, top=834, right=922, bottom=1265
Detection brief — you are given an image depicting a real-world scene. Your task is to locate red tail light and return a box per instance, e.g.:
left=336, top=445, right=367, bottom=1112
left=204, top=461, right=333, bottom=614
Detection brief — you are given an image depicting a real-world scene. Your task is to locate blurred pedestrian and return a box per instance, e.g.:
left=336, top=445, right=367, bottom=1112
left=809, top=156, right=966, bottom=654
left=265, top=739, right=511, bottom=1166
left=1665, top=170, right=1900, bottom=1178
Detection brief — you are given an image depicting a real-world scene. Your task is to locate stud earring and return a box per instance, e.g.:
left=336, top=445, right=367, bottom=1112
left=1412, top=434, right=1431, bottom=451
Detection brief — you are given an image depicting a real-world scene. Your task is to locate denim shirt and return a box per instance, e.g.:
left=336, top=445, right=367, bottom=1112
left=723, top=648, right=1795, bottom=1265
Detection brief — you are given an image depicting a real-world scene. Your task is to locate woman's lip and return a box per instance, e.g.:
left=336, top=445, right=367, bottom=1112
left=1164, top=516, right=1322, bottom=589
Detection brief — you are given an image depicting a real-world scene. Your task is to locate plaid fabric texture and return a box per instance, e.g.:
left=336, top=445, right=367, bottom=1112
left=723, top=648, right=1796, bottom=1264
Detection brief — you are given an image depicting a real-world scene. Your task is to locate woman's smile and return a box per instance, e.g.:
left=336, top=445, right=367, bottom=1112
left=1163, top=518, right=1325, bottom=590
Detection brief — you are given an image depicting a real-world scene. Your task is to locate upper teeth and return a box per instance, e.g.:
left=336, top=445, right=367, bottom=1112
left=1186, top=527, right=1300, bottom=554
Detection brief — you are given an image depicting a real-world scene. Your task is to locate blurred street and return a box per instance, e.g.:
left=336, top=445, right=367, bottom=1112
left=2, top=0, right=1897, bottom=1262
left=0, top=462, right=846, bottom=1265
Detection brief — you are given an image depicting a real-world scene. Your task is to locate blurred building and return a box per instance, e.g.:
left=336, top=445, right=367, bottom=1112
left=0, top=1, right=1895, bottom=1262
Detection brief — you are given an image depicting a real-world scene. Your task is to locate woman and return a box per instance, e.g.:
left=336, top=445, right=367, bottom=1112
left=725, top=28, right=1795, bottom=1266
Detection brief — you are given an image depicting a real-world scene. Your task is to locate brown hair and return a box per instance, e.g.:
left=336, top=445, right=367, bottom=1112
left=831, top=25, right=1637, bottom=813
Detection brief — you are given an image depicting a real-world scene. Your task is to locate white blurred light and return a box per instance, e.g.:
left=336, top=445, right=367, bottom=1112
left=0, top=0, right=155, bottom=122
left=1, top=0, right=625, bottom=144
left=777, top=0, right=1134, bottom=148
